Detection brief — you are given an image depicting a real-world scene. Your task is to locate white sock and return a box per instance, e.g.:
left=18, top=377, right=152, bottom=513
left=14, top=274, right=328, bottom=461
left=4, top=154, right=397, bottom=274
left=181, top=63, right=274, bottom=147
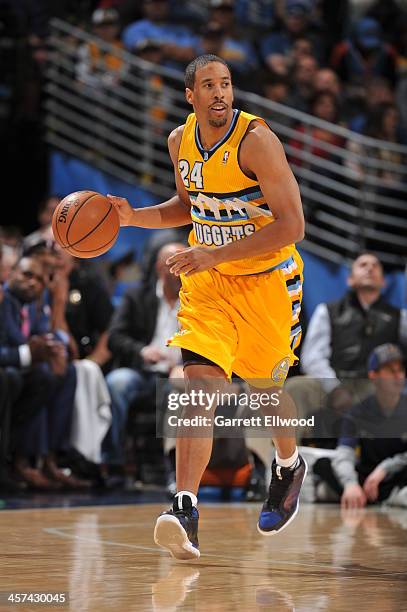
left=175, top=490, right=198, bottom=508
left=276, top=448, right=299, bottom=470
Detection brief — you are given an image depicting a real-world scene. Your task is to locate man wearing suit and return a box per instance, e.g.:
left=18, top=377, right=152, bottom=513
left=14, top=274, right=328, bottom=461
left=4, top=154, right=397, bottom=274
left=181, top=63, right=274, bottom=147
left=104, top=242, right=184, bottom=468
left=0, top=255, right=80, bottom=489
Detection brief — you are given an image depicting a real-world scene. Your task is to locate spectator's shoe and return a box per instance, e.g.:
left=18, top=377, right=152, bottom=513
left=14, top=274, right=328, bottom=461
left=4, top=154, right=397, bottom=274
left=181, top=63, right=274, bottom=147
left=154, top=495, right=200, bottom=560
left=257, top=456, right=307, bottom=536
left=15, top=466, right=61, bottom=491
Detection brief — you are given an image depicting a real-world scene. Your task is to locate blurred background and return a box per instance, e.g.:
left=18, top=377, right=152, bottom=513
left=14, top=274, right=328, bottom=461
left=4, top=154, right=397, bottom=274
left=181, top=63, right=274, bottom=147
left=0, top=0, right=406, bottom=505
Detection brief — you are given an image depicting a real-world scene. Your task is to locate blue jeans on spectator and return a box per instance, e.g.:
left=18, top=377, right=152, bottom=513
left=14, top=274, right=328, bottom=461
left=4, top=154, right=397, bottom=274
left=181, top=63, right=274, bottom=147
left=103, top=368, right=157, bottom=465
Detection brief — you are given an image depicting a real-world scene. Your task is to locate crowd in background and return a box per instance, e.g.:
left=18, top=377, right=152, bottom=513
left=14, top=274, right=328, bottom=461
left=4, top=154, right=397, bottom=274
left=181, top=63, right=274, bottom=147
left=1, top=0, right=407, bottom=235
left=1, top=199, right=407, bottom=510
left=0, top=0, right=407, bottom=505
left=70, top=0, right=407, bottom=143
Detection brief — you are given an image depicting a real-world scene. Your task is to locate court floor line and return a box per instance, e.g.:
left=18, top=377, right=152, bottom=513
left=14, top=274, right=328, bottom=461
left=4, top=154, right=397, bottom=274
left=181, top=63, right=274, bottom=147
left=43, top=525, right=402, bottom=575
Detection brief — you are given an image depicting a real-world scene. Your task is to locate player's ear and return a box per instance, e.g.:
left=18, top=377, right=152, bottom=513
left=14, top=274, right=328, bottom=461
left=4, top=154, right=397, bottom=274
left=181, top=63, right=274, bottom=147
left=185, top=88, right=193, bottom=106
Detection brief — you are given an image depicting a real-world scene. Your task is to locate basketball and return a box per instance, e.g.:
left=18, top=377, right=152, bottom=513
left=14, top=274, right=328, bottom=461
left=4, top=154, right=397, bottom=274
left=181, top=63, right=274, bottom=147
left=51, top=190, right=120, bottom=258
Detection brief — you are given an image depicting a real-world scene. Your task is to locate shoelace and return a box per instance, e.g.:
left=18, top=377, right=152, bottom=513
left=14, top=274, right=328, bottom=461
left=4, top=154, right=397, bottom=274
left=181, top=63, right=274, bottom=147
left=264, top=468, right=294, bottom=510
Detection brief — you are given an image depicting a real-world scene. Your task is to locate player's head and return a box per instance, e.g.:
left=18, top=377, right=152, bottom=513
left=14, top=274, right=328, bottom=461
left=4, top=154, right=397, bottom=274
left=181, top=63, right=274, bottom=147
left=347, top=252, right=384, bottom=292
left=185, top=55, right=233, bottom=128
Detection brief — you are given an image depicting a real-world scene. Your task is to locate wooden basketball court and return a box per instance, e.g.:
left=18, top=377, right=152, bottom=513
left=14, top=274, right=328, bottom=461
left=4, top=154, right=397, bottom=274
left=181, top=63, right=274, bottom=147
left=0, top=503, right=406, bottom=611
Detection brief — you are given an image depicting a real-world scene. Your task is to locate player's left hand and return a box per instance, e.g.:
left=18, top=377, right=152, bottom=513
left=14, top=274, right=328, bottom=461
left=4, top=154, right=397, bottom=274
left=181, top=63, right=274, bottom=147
left=363, top=466, right=386, bottom=502
left=166, top=246, right=219, bottom=276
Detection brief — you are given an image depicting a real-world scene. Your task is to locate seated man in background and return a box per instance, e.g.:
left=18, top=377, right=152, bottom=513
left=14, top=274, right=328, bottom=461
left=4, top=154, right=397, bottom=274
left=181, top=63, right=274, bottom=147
left=287, top=252, right=407, bottom=428
left=313, top=344, right=407, bottom=508
left=0, top=255, right=83, bottom=489
left=25, top=241, right=114, bottom=370
left=103, top=242, right=184, bottom=478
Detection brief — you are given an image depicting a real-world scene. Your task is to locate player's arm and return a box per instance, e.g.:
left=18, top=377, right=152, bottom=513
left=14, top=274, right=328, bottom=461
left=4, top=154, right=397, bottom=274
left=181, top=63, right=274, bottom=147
left=107, top=126, right=192, bottom=228
left=213, top=124, right=304, bottom=263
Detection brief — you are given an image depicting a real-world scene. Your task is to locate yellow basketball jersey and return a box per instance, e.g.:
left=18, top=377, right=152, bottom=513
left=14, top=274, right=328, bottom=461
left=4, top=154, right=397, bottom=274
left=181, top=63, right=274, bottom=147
left=178, top=109, right=297, bottom=275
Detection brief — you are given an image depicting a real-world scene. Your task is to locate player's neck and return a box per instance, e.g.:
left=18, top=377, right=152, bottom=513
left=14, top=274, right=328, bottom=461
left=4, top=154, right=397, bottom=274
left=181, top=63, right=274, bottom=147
left=197, top=111, right=234, bottom=150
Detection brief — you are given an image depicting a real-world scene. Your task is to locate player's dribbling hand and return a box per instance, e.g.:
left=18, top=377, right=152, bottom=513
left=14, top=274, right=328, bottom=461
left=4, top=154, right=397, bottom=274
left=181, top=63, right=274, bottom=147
left=106, top=194, right=134, bottom=226
left=341, top=483, right=367, bottom=509
left=166, top=246, right=219, bottom=276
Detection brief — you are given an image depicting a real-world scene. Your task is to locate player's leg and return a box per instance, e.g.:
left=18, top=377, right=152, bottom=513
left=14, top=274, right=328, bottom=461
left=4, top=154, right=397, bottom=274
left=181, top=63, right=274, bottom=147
left=229, top=254, right=307, bottom=535
left=175, top=363, right=227, bottom=493
left=154, top=360, right=227, bottom=560
left=255, top=386, right=307, bottom=535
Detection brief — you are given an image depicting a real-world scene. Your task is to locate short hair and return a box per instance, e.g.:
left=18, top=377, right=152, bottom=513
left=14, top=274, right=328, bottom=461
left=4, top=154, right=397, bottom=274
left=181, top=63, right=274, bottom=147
left=184, top=54, right=230, bottom=90
left=351, top=251, right=383, bottom=270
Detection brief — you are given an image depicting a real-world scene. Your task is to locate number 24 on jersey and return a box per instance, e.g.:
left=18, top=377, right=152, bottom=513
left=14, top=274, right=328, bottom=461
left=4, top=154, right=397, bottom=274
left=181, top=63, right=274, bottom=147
left=179, top=160, right=204, bottom=189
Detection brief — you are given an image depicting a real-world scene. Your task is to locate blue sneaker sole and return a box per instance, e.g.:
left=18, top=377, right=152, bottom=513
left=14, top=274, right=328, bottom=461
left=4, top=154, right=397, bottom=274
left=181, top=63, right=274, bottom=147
left=257, top=458, right=308, bottom=536
left=154, top=514, right=200, bottom=560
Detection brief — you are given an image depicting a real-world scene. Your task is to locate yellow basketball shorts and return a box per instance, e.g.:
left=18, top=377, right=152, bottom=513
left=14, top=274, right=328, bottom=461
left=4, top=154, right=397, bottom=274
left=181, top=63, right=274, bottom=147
left=168, top=252, right=303, bottom=386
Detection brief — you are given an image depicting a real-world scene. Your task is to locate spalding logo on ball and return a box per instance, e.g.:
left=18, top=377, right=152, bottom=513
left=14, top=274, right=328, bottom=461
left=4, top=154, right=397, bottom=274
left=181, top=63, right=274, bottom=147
left=52, top=191, right=119, bottom=258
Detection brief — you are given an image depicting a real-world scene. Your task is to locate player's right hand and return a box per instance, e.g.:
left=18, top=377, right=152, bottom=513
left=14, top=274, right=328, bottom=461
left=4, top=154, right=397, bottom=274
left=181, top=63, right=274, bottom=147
left=106, top=194, right=134, bottom=226
left=341, top=483, right=367, bottom=509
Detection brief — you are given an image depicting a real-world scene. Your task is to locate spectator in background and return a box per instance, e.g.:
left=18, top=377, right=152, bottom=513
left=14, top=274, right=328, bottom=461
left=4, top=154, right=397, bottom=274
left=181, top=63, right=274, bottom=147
left=346, top=102, right=407, bottom=187
left=365, top=0, right=406, bottom=46
left=196, top=21, right=225, bottom=59
left=258, top=72, right=293, bottom=128
left=286, top=54, right=319, bottom=112
left=263, top=72, right=290, bottom=104
left=97, top=0, right=143, bottom=29
left=234, top=0, right=275, bottom=33
left=288, top=91, right=344, bottom=167
left=169, top=0, right=208, bottom=27
left=286, top=253, right=407, bottom=424
left=0, top=228, right=21, bottom=283
left=346, top=76, right=395, bottom=133
left=260, top=0, right=324, bottom=76
left=23, top=195, right=60, bottom=252
left=52, top=247, right=114, bottom=368
left=103, top=242, right=184, bottom=471
left=0, top=255, right=80, bottom=489
left=289, top=36, right=316, bottom=66
left=122, top=0, right=197, bottom=70
left=313, top=68, right=341, bottom=98
left=76, top=8, right=124, bottom=89
left=205, top=0, right=258, bottom=85
left=119, top=38, right=184, bottom=184
left=314, top=344, right=407, bottom=508
left=331, top=17, right=398, bottom=87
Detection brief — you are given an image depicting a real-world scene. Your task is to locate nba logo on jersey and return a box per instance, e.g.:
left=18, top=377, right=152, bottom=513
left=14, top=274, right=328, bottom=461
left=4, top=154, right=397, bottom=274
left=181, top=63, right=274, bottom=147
left=222, top=151, right=230, bottom=165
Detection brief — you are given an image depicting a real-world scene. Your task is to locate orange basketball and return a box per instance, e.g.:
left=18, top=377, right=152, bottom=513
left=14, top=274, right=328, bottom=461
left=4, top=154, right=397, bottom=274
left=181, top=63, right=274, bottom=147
left=51, top=191, right=120, bottom=258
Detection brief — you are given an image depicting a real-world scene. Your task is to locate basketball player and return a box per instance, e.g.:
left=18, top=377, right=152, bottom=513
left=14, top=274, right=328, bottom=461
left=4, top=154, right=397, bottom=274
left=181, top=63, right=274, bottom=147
left=108, top=54, right=307, bottom=560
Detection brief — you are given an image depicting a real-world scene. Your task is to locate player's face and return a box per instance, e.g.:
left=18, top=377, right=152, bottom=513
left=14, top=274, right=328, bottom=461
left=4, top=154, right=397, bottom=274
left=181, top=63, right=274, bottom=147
left=348, top=254, right=384, bottom=291
left=186, top=62, right=233, bottom=128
